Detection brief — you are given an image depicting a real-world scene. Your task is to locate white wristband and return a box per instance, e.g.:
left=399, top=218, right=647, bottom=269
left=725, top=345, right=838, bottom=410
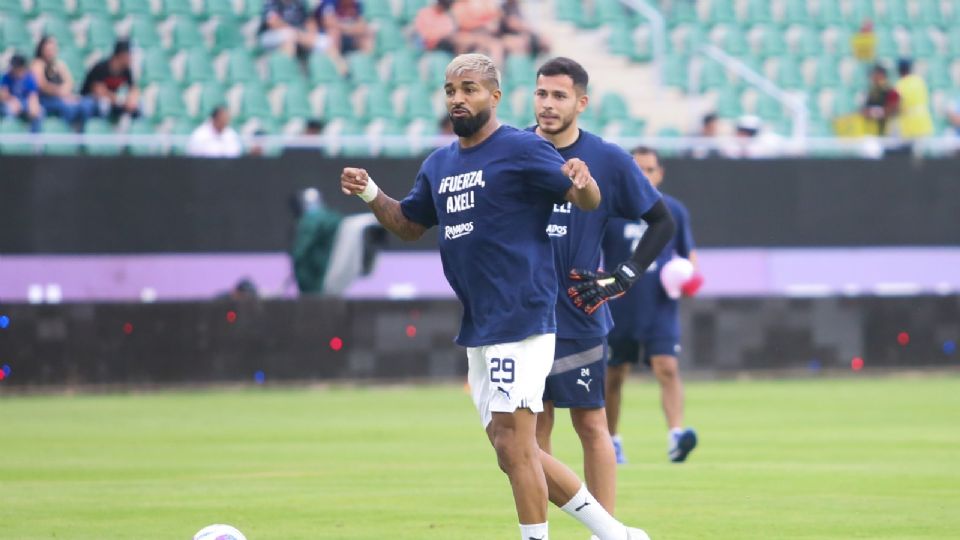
left=357, top=176, right=379, bottom=203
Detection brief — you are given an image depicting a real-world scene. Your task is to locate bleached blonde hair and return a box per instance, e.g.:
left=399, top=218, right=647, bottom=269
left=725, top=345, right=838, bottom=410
left=445, top=53, right=501, bottom=89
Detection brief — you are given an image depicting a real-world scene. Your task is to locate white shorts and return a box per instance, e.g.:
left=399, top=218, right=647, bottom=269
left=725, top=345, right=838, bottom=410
left=466, top=333, right=555, bottom=428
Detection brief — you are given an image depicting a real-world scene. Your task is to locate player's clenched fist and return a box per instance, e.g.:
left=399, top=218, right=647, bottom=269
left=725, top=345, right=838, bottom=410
left=341, top=167, right=381, bottom=202
left=561, top=158, right=593, bottom=189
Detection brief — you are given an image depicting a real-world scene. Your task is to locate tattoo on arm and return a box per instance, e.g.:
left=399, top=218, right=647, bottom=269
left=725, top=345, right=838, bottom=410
left=368, top=192, right=426, bottom=241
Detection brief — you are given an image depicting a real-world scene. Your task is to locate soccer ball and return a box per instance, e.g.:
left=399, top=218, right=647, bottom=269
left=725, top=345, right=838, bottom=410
left=193, top=524, right=247, bottom=540
left=660, top=257, right=695, bottom=299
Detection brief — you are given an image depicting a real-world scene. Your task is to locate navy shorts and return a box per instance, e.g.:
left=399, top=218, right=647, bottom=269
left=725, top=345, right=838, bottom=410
left=543, top=337, right=607, bottom=409
left=608, top=336, right=681, bottom=367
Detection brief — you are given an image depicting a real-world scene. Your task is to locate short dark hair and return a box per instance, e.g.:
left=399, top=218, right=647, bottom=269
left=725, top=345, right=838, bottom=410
left=536, top=57, right=589, bottom=93
left=702, top=112, right=718, bottom=126
left=10, top=54, right=26, bottom=68
left=113, top=39, right=131, bottom=56
left=630, top=145, right=661, bottom=164
left=209, top=104, right=228, bottom=119
left=871, top=63, right=888, bottom=76
left=897, top=58, right=912, bottom=76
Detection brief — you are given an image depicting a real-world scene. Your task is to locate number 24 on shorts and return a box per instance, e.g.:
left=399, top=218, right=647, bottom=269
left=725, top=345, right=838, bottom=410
left=489, top=357, right=515, bottom=383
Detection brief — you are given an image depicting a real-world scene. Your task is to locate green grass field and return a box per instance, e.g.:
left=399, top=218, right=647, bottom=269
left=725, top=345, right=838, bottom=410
left=2, top=375, right=959, bottom=539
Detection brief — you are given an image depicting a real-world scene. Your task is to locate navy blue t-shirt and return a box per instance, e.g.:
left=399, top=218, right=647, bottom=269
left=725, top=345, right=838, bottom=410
left=400, top=125, right=573, bottom=347
left=539, top=129, right=661, bottom=339
left=603, top=194, right=695, bottom=340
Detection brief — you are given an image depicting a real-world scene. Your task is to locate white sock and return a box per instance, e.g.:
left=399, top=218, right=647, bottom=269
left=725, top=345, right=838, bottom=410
left=611, top=433, right=622, bottom=444
left=561, top=484, right=627, bottom=540
left=519, top=522, right=548, bottom=540
left=669, top=427, right=684, bottom=437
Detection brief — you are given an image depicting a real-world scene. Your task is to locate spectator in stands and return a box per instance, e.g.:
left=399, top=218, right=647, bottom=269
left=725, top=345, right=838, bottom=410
left=861, top=64, right=899, bottom=136
left=0, top=54, right=43, bottom=133
left=851, top=20, right=876, bottom=63
left=689, top=112, right=720, bottom=158
left=948, top=97, right=960, bottom=138
left=893, top=58, right=934, bottom=142
left=498, top=0, right=549, bottom=56
left=31, top=36, right=94, bottom=130
left=290, top=187, right=343, bottom=294
left=259, top=0, right=330, bottom=57
left=449, top=0, right=506, bottom=64
left=186, top=105, right=243, bottom=158
left=721, top=115, right=780, bottom=159
left=80, top=40, right=140, bottom=122
left=413, top=0, right=458, bottom=53
left=314, top=0, right=375, bottom=56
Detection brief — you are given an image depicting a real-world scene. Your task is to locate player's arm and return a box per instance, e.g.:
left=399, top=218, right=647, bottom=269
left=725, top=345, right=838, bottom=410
left=569, top=199, right=676, bottom=314
left=341, top=167, right=427, bottom=241
left=561, top=157, right=601, bottom=210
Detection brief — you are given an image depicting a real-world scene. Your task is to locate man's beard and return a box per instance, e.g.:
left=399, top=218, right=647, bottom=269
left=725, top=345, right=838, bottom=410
left=450, top=107, right=492, bottom=138
left=537, top=113, right=574, bottom=135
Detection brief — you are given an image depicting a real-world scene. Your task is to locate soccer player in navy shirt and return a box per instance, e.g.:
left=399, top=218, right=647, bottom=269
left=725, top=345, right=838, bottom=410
left=340, top=54, right=651, bottom=540
left=604, top=146, right=702, bottom=464
left=529, top=58, right=676, bottom=517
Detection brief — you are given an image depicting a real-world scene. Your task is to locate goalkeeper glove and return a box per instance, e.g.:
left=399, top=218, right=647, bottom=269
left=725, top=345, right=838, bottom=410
left=567, top=262, right=640, bottom=315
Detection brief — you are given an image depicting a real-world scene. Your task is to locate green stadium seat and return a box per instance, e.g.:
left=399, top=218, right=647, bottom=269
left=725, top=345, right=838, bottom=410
left=814, top=55, right=841, bottom=89
left=503, top=54, right=536, bottom=90
left=183, top=48, right=215, bottom=84
left=596, top=0, right=627, bottom=25
left=715, top=86, right=742, bottom=118
left=422, top=50, right=453, bottom=88
left=162, top=0, right=197, bottom=19
left=668, top=1, right=697, bottom=25
left=347, top=52, right=379, bottom=85
left=225, top=48, right=258, bottom=84
left=213, top=17, right=244, bottom=52
left=743, top=0, right=773, bottom=25
left=909, top=28, right=936, bottom=58
left=119, top=0, right=154, bottom=19
left=363, top=0, right=394, bottom=21
left=401, top=0, right=429, bottom=23
left=755, top=94, right=786, bottom=122
left=679, top=24, right=706, bottom=56
left=403, top=83, right=436, bottom=121
left=375, top=20, right=407, bottom=58
left=829, top=27, right=853, bottom=57
left=508, top=86, right=533, bottom=125
left=663, top=53, right=689, bottom=90
left=239, top=0, right=262, bottom=20
left=697, top=58, right=727, bottom=91
left=656, top=126, right=681, bottom=138
left=140, top=48, right=173, bottom=85
left=776, top=56, right=804, bottom=89
left=948, top=28, right=960, bottom=56
left=914, top=0, right=943, bottom=25
left=204, top=0, right=238, bottom=19
left=921, top=58, right=951, bottom=90
left=575, top=1, right=600, bottom=29
left=239, top=83, right=272, bottom=122
left=723, top=27, right=749, bottom=56
left=84, top=118, right=122, bottom=155
left=608, top=21, right=635, bottom=58
left=41, top=117, right=77, bottom=155
left=58, top=46, right=85, bottom=91
left=873, top=28, right=898, bottom=58
left=388, top=48, right=419, bottom=87
left=760, top=25, right=787, bottom=58
left=194, top=81, right=226, bottom=119
left=32, top=0, right=69, bottom=18
left=0, top=117, right=31, bottom=155
left=172, top=18, right=206, bottom=51
left=794, top=27, right=821, bottom=57
left=553, top=0, right=580, bottom=22
left=380, top=118, right=413, bottom=157
left=169, top=116, right=196, bottom=155
left=2, top=17, right=35, bottom=52
left=878, top=0, right=908, bottom=26
left=154, top=82, right=188, bottom=119
left=846, top=0, right=876, bottom=30
left=363, top=83, right=395, bottom=121
left=338, top=119, right=370, bottom=157
left=831, top=90, right=856, bottom=117
left=267, top=51, right=304, bottom=86
left=598, top=92, right=630, bottom=124
left=708, top=0, right=736, bottom=25
left=282, top=81, right=313, bottom=121
left=85, top=16, right=116, bottom=55
left=322, top=82, right=355, bottom=121
left=309, top=52, right=343, bottom=85
left=0, top=0, right=23, bottom=17
left=76, top=0, right=111, bottom=18
left=129, top=16, right=162, bottom=49
left=815, top=1, right=844, bottom=27
left=127, top=119, right=163, bottom=155
left=781, top=0, right=812, bottom=25
left=41, top=16, right=76, bottom=48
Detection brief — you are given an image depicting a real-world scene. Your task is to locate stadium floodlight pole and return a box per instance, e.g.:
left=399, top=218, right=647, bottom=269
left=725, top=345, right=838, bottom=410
left=620, top=0, right=666, bottom=94
left=701, top=43, right=810, bottom=142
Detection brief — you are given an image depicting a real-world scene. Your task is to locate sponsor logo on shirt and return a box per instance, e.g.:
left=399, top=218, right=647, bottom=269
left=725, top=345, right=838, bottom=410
left=439, top=170, right=484, bottom=214
left=546, top=224, right=568, bottom=237
left=444, top=221, right=474, bottom=240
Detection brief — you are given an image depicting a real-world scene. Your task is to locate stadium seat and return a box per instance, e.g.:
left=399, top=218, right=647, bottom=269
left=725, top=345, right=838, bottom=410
left=793, top=27, right=821, bottom=57
left=347, top=52, right=379, bottom=86
left=781, top=0, right=812, bottom=25
left=58, top=46, right=85, bottom=91
left=554, top=0, right=581, bottom=22
left=388, top=48, right=420, bottom=87
left=322, top=82, right=355, bottom=121
left=41, top=16, right=76, bottom=49
left=183, top=48, right=215, bottom=84
left=338, top=119, right=371, bottom=157
left=708, top=0, right=736, bottom=25
left=760, top=25, right=787, bottom=58
left=129, top=16, right=162, bottom=49
left=815, top=1, right=844, bottom=27
left=194, top=82, right=226, bottom=119
left=422, top=50, right=453, bottom=88
left=608, top=21, right=635, bottom=58
left=662, top=53, right=689, bottom=90
left=878, top=0, right=908, bottom=26
left=948, top=28, right=960, bottom=56
left=755, top=93, right=786, bottom=122
left=204, top=0, right=238, bottom=19
left=76, top=0, right=112, bottom=19
left=723, top=27, right=749, bottom=56
left=872, top=27, right=899, bottom=58
left=909, top=28, right=936, bottom=58
left=309, top=52, right=343, bottom=85
left=401, top=0, right=429, bottom=23
left=596, top=0, right=627, bottom=25
left=2, top=16, right=35, bottom=53
left=238, top=0, right=262, bottom=21
left=239, top=83, right=272, bottom=122
left=84, top=118, right=122, bottom=155
left=31, top=0, right=69, bottom=18
left=267, top=51, right=304, bottom=86
left=213, top=17, right=244, bottom=53
left=743, top=0, right=773, bottom=25
left=776, top=56, right=804, bottom=89
left=814, top=55, right=841, bottom=89
left=363, top=83, right=395, bottom=121
left=278, top=81, right=311, bottom=122
left=403, top=83, right=437, bottom=121
left=162, top=0, right=197, bottom=19
left=846, top=0, right=876, bottom=30
left=914, top=0, right=943, bottom=25
left=715, top=86, right=743, bottom=118
left=119, top=0, right=154, bottom=19
left=503, top=55, right=536, bottom=90
left=140, top=48, right=173, bottom=85
left=668, top=1, right=697, bottom=25
left=168, top=116, right=196, bottom=155
left=84, top=16, right=116, bottom=55
left=921, top=58, right=952, bottom=90
left=41, top=117, right=77, bottom=155
left=224, top=48, right=258, bottom=84
left=379, top=118, right=413, bottom=157
left=697, top=58, right=727, bottom=91
left=363, top=0, right=395, bottom=22
left=598, top=92, right=630, bottom=124
left=172, top=18, right=206, bottom=51
left=374, top=21, right=407, bottom=58
left=154, top=82, right=189, bottom=120
left=127, top=118, right=163, bottom=155
left=0, top=117, right=31, bottom=155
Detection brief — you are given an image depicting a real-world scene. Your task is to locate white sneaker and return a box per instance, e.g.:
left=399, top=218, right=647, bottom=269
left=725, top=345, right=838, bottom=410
left=588, top=528, right=650, bottom=540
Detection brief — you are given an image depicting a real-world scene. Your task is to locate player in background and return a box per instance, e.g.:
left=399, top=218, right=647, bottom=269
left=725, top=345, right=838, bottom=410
left=531, top=57, right=676, bottom=515
left=341, top=54, right=651, bottom=540
left=603, top=147, right=703, bottom=464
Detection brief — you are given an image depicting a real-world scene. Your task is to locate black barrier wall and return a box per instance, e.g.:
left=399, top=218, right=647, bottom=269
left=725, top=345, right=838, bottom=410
left=1, top=296, right=957, bottom=386
left=2, top=155, right=960, bottom=253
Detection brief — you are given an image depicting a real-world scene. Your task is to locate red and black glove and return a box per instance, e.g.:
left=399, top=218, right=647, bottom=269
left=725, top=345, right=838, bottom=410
left=568, top=262, right=640, bottom=315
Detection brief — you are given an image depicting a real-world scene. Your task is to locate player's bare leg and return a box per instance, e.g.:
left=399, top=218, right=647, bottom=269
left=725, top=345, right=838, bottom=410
left=486, top=409, right=548, bottom=526
left=535, top=400, right=556, bottom=454
left=570, top=407, right=616, bottom=513
left=650, top=355, right=683, bottom=429
left=604, top=363, right=630, bottom=436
